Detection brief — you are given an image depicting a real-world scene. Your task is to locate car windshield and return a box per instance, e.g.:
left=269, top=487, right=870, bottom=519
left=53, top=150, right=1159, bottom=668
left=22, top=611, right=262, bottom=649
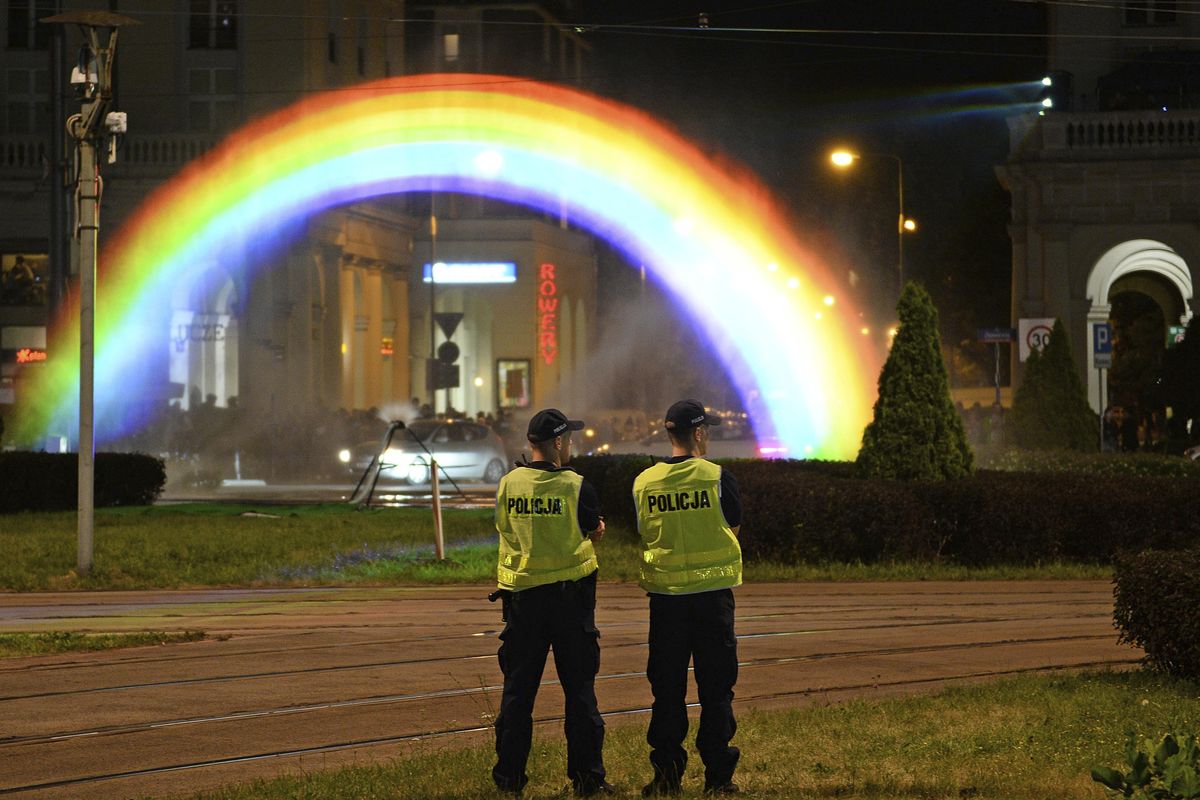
left=407, top=421, right=440, bottom=441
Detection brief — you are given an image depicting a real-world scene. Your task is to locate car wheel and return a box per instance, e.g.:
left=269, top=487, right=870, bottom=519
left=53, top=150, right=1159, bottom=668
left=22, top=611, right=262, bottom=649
left=483, top=459, right=506, bottom=483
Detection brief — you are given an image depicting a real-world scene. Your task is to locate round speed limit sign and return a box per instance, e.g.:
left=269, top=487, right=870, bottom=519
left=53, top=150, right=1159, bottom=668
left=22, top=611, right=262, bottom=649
left=1026, top=325, right=1052, bottom=353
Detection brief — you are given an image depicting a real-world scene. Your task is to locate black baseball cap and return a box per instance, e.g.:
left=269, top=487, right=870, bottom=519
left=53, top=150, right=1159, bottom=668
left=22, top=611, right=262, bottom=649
left=664, top=399, right=721, bottom=430
left=527, top=408, right=585, bottom=442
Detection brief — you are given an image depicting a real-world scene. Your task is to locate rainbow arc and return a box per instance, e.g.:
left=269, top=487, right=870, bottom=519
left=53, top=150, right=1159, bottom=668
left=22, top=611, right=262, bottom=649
left=17, top=74, right=877, bottom=459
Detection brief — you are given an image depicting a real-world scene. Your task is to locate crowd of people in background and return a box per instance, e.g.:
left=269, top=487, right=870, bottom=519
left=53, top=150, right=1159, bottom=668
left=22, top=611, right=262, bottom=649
left=101, top=392, right=528, bottom=485
left=1102, top=405, right=1169, bottom=453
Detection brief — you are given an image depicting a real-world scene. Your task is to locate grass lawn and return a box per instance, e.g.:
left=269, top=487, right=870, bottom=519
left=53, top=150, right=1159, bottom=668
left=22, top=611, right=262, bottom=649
left=0, top=630, right=206, bottom=658
left=0, top=504, right=1111, bottom=591
left=163, top=669, right=1199, bottom=799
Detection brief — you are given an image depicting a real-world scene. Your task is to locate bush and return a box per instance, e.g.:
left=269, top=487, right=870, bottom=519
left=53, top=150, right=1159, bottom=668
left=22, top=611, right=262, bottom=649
left=1114, top=549, right=1200, bottom=679
left=857, top=282, right=973, bottom=480
left=0, top=452, right=166, bottom=512
left=573, top=455, right=1200, bottom=565
left=979, top=448, right=1200, bottom=478
left=1010, top=318, right=1099, bottom=451
left=1094, top=732, right=1200, bottom=799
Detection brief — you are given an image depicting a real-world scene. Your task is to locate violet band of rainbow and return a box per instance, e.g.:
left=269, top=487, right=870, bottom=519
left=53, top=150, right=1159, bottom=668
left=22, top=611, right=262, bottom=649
left=17, top=74, right=878, bottom=459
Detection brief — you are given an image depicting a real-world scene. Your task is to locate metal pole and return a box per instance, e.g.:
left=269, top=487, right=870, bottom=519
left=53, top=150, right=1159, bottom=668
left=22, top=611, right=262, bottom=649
left=1099, top=367, right=1105, bottom=452
left=42, top=11, right=139, bottom=577
left=428, top=195, right=437, bottom=414
left=430, top=458, right=445, bottom=560
left=993, top=342, right=1002, bottom=408
left=896, top=155, right=905, bottom=292
left=76, top=118, right=98, bottom=576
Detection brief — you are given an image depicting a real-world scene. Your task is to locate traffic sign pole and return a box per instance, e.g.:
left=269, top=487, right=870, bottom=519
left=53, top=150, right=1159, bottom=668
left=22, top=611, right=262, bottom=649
left=1092, top=322, right=1113, bottom=451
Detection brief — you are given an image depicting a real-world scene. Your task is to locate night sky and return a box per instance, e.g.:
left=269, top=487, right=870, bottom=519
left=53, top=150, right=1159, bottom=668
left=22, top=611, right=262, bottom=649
left=572, top=1, right=1047, bottom=384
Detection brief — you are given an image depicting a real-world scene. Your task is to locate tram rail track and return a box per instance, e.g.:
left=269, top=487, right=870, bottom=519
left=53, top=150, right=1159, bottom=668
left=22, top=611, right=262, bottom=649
left=0, top=613, right=1111, bottom=703
left=0, top=656, right=1139, bottom=797
left=0, top=632, right=1119, bottom=749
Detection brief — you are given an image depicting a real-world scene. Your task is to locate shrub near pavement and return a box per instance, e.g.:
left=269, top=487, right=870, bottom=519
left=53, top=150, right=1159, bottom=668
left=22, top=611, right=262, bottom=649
left=980, top=448, right=1200, bottom=478
left=573, top=456, right=1200, bottom=565
left=1114, top=549, right=1200, bottom=679
left=0, top=452, right=166, bottom=511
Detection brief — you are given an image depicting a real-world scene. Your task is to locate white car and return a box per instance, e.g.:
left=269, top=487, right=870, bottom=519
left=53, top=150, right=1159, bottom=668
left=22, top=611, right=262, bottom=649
left=345, top=420, right=509, bottom=484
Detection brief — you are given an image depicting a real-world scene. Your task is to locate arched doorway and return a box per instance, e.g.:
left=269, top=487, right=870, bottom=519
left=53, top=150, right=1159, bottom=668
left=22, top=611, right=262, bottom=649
left=1085, top=239, right=1194, bottom=424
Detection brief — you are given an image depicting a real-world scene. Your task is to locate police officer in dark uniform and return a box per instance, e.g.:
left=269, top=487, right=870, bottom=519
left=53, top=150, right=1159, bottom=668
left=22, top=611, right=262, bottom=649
left=491, top=408, right=614, bottom=796
left=634, top=400, right=743, bottom=796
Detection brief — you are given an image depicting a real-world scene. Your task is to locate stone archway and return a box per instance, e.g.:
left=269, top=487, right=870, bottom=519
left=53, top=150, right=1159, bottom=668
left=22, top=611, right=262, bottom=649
left=1085, top=239, right=1194, bottom=413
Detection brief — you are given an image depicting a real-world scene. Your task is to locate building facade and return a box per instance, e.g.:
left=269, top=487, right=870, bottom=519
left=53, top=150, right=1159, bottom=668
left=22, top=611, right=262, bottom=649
left=999, top=2, right=1200, bottom=416
left=0, top=0, right=598, bottom=455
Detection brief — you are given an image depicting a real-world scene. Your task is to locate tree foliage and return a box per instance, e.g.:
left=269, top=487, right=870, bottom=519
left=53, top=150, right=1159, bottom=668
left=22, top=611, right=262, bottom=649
left=1160, top=313, right=1200, bottom=446
left=1010, top=318, right=1099, bottom=451
left=857, top=282, right=973, bottom=480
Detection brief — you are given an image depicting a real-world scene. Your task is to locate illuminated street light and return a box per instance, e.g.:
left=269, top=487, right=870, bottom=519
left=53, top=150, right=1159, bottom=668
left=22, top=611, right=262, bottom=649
left=829, top=150, right=856, bottom=168
left=829, top=147, right=908, bottom=291
left=903, top=218, right=917, bottom=232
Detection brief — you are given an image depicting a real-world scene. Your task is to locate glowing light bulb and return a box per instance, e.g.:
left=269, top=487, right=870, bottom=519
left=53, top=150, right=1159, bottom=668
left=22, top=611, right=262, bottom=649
left=830, top=150, right=856, bottom=167
left=787, top=277, right=800, bottom=289
left=823, top=295, right=835, bottom=306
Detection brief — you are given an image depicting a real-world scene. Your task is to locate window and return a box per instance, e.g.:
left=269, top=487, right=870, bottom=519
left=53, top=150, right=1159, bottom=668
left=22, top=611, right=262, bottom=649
left=6, top=1, right=52, bottom=49
left=497, top=359, right=530, bottom=409
left=1124, top=1, right=1177, bottom=25
left=0, top=253, right=48, bottom=306
left=443, top=32, right=459, bottom=63
left=188, top=68, right=237, bottom=132
left=189, top=0, right=237, bottom=49
left=3, top=67, right=48, bottom=133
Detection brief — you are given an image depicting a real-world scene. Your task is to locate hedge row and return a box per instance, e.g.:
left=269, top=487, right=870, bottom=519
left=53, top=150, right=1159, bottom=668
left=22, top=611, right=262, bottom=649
left=0, top=452, right=166, bottom=512
left=1114, top=549, right=1200, bottom=679
left=978, top=448, right=1200, bottom=479
left=572, top=455, right=1200, bottom=565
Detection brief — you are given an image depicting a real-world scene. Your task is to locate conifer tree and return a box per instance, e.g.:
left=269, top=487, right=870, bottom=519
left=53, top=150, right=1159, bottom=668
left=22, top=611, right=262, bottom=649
left=1010, top=318, right=1099, bottom=450
left=1157, top=312, right=1200, bottom=446
left=857, top=282, right=973, bottom=480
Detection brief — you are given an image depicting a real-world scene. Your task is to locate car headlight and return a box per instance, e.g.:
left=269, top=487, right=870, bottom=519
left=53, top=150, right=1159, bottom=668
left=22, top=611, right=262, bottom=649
left=338, top=449, right=351, bottom=463
left=381, top=449, right=415, bottom=468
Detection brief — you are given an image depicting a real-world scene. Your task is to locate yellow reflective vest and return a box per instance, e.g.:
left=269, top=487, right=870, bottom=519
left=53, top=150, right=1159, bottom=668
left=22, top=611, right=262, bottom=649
left=633, top=458, right=742, bottom=594
left=495, top=466, right=598, bottom=591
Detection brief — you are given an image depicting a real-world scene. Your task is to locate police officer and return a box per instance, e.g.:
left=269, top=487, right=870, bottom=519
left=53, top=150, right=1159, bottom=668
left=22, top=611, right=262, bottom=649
left=492, top=408, right=614, bottom=796
left=634, top=399, right=743, bottom=796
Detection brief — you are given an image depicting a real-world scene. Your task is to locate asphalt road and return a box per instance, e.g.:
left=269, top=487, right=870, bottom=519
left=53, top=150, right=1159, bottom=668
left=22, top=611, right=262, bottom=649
left=0, top=581, right=1137, bottom=799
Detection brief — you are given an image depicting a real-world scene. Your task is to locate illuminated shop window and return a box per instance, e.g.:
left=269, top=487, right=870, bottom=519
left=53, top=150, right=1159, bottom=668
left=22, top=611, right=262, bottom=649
left=497, top=359, right=530, bottom=409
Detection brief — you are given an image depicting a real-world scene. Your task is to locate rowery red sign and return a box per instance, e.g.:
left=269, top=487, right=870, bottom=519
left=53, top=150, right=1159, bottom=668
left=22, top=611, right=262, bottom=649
left=538, top=263, right=558, bottom=365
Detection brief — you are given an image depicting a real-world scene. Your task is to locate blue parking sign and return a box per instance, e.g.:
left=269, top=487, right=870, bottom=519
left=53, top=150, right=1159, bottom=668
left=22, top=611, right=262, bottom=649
left=1093, top=322, right=1112, bottom=368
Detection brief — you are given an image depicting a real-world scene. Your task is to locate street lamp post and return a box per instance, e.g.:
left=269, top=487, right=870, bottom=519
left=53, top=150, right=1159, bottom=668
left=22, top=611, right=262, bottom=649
left=42, top=10, right=139, bottom=576
left=830, top=149, right=909, bottom=292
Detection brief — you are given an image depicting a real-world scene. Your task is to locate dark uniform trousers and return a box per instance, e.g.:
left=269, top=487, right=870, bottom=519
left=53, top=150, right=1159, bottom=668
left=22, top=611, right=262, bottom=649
left=646, top=588, right=739, bottom=787
left=493, top=570, right=606, bottom=792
